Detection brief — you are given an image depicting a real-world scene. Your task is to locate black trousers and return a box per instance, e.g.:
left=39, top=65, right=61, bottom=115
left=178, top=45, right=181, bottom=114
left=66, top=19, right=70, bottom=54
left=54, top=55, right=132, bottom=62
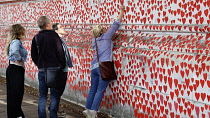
left=6, top=64, right=25, bottom=118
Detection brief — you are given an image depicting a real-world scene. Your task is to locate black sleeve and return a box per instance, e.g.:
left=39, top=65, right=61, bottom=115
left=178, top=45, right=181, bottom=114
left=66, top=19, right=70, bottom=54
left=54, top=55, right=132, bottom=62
left=55, top=35, right=66, bottom=69
left=31, top=36, right=38, bottom=66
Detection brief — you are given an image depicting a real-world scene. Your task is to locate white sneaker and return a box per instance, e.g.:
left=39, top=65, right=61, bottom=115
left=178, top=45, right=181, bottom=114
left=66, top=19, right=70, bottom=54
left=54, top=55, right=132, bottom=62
left=89, top=110, right=97, bottom=118
left=83, top=109, right=90, bottom=118
left=57, top=110, right=67, bottom=118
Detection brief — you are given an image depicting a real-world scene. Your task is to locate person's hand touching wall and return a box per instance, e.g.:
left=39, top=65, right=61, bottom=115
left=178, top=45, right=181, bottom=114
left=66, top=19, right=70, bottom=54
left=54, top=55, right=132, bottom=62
left=118, top=5, right=125, bottom=21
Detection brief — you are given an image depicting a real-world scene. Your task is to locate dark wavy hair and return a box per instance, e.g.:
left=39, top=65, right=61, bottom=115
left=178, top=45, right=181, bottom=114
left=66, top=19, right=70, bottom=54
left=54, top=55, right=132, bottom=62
left=52, top=23, right=59, bottom=31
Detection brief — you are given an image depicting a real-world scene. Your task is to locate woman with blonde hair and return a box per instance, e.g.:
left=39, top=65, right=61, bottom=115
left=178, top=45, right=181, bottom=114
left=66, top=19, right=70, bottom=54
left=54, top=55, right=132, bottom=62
left=83, top=5, right=125, bottom=118
left=5, top=24, right=28, bottom=118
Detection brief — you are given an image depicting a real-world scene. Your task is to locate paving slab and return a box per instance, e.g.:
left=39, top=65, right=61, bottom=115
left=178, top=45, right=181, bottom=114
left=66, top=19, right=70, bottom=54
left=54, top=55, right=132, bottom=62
left=0, top=76, right=110, bottom=118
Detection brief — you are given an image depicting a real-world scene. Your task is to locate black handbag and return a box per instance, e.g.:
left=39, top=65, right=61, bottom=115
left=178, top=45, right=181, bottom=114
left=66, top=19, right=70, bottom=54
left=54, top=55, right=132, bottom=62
left=95, top=38, right=117, bottom=81
left=35, top=36, right=61, bottom=88
left=44, top=67, right=62, bottom=88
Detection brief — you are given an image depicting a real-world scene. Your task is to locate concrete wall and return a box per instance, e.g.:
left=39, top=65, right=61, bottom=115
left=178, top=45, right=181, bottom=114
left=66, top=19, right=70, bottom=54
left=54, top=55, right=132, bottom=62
left=0, top=0, right=210, bottom=118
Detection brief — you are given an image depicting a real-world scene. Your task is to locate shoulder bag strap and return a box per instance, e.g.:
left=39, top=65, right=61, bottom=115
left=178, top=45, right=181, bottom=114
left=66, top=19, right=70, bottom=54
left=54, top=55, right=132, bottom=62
left=94, top=38, right=100, bottom=63
left=34, top=36, right=45, bottom=68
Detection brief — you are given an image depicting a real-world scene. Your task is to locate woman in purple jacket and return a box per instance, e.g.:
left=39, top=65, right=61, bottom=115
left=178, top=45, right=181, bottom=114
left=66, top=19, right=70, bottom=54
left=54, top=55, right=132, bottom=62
left=83, top=5, right=125, bottom=118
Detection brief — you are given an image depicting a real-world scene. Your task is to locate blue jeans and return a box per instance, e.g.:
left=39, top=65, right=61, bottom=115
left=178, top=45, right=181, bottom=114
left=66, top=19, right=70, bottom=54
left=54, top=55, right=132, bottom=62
left=85, top=67, right=110, bottom=111
left=38, top=71, right=61, bottom=118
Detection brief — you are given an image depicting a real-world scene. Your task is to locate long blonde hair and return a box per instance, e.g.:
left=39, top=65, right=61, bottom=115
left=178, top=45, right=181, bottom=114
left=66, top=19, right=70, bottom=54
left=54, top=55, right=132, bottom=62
left=92, top=24, right=103, bottom=38
left=5, top=24, right=25, bottom=56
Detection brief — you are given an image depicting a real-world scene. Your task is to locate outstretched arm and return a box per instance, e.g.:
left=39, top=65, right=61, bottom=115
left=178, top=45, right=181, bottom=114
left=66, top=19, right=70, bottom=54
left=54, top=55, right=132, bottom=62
left=117, top=5, right=125, bottom=21
left=103, top=5, right=125, bottom=40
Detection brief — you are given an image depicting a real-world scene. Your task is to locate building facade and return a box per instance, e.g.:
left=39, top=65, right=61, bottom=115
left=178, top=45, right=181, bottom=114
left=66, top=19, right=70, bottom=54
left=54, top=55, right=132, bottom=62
left=0, top=0, right=210, bottom=117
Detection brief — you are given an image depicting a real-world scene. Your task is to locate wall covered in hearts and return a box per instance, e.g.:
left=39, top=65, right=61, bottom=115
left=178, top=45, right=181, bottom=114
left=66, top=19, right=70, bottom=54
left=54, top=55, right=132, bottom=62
left=0, top=0, right=210, bottom=118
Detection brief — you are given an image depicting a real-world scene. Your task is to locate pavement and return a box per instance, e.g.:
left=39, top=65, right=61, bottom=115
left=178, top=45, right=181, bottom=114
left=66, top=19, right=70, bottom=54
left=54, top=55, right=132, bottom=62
left=0, top=76, right=110, bottom=118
